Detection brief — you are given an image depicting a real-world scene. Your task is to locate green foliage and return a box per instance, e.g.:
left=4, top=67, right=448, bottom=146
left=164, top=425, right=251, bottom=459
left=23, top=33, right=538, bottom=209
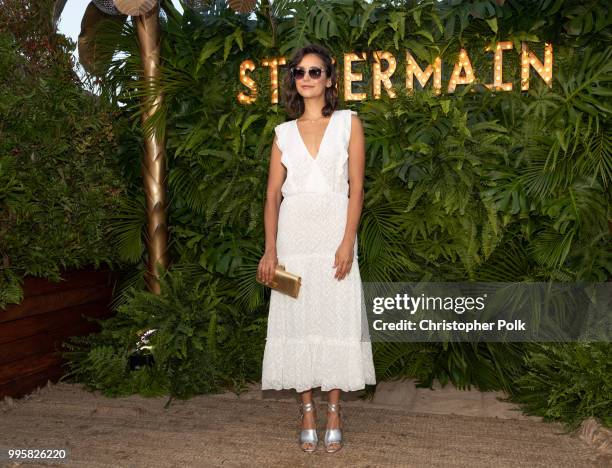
left=508, top=342, right=612, bottom=429
left=64, top=0, right=610, bottom=428
left=61, top=264, right=267, bottom=399
left=373, top=340, right=526, bottom=393
left=0, top=31, right=132, bottom=308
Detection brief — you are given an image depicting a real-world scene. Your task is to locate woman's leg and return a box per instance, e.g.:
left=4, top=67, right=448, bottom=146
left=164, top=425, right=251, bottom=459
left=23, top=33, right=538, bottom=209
left=325, top=389, right=342, bottom=450
left=299, top=389, right=316, bottom=450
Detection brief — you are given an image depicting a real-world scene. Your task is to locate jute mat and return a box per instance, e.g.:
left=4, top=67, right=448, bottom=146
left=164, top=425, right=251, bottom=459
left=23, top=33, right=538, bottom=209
left=0, top=382, right=607, bottom=467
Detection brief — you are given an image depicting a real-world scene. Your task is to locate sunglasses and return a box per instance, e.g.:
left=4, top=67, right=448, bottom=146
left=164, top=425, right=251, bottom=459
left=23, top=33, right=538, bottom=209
left=291, top=66, right=326, bottom=80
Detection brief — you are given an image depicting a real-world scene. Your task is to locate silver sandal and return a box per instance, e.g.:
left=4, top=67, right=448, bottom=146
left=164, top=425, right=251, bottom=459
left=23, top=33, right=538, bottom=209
left=324, top=402, right=343, bottom=453
left=298, top=401, right=318, bottom=452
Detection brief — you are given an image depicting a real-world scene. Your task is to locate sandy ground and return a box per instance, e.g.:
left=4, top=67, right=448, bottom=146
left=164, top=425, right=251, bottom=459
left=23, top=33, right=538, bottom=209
left=0, top=380, right=609, bottom=467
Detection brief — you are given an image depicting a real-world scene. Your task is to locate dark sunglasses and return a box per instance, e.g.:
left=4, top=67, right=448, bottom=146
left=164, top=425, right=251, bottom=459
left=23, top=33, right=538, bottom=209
left=291, top=66, right=326, bottom=80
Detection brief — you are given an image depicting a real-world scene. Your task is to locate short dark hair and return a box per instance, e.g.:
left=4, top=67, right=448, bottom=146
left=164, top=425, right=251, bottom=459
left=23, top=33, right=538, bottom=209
left=281, top=44, right=338, bottom=119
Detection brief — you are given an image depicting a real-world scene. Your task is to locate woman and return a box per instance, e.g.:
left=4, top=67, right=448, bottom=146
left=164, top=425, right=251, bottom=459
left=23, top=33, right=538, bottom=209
left=257, top=44, right=376, bottom=453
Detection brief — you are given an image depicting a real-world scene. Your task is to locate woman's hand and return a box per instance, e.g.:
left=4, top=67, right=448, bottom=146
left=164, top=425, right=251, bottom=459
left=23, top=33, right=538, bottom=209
left=257, top=250, right=278, bottom=285
left=333, top=240, right=354, bottom=281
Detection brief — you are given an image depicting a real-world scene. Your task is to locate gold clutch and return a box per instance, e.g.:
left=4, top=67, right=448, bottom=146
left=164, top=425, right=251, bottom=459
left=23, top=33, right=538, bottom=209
left=257, top=264, right=301, bottom=298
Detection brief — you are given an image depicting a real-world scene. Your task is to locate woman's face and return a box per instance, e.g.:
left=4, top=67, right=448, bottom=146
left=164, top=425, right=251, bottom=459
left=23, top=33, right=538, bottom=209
left=294, top=53, right=332, bottom=98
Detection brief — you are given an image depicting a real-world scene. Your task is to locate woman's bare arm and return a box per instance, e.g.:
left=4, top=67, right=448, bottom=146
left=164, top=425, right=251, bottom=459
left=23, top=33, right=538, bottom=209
left=334, top=114, right=365, bottom=280
left=344, top=114, right=366, bottom=243
left=258, top=135, right=286, bottom=284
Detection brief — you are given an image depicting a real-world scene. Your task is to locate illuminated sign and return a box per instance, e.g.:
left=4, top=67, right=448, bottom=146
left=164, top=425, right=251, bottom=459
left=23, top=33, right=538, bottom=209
left=237, top=42, right=553, bottom=104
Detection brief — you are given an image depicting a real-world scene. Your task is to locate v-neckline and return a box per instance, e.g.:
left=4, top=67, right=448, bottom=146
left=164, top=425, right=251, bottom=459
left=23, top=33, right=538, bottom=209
left=294, top=110, right=336, bottom=162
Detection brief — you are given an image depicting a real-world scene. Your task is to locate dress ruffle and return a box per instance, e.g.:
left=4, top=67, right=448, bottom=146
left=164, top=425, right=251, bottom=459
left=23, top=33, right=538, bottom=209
left=262, top=337, right=376, bottom=393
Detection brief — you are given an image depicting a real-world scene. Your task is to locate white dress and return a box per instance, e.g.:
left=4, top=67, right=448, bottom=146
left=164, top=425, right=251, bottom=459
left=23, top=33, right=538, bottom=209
left=261, top=108, right=377, bottom=393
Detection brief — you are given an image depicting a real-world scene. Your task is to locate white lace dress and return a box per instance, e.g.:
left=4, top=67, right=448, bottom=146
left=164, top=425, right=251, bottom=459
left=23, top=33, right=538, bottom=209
left=261, top=109, right=376, bottom=393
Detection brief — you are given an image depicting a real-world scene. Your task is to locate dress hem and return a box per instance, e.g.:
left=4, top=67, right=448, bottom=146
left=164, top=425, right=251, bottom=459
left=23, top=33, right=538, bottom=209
left=260, top=379, right=377, bottom=393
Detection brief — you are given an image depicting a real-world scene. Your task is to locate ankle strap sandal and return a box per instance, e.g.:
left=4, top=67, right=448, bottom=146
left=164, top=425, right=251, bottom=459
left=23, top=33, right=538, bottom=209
left=324, top=402, right=343, bottom=453
left=298, top=401, right=318, bottom=452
